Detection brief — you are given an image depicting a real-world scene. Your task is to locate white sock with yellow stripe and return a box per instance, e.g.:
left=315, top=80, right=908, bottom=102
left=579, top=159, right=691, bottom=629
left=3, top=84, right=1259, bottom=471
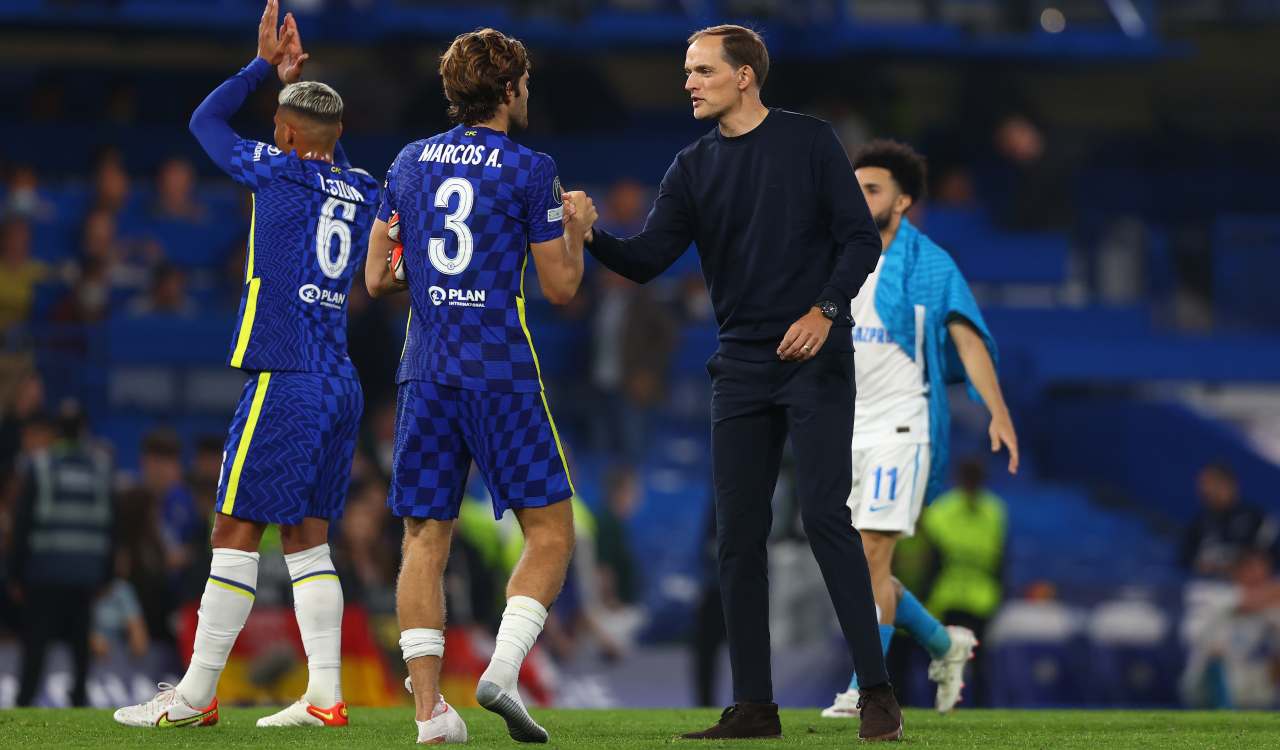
left=177, top=548, right=259, bottom=708
left=285, top=543, right=344, bottom=708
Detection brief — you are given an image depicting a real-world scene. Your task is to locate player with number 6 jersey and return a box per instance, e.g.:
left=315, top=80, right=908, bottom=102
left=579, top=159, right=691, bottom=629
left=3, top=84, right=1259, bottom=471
left=114, top=1, right=377, bottom=732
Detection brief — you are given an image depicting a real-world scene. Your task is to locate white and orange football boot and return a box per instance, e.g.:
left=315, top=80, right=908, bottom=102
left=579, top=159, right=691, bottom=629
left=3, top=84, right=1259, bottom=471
left=256, top=699, right=350, bottom=727
left=113, top=683, right=219, bottom=728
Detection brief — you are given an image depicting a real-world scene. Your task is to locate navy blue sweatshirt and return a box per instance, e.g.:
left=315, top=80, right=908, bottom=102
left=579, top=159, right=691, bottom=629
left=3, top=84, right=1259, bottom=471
left=587, top=109, right=881, bottom=361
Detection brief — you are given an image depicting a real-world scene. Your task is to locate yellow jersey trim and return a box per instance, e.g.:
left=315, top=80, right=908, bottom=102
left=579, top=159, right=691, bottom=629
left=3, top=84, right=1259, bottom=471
left=230, top=196, right=260, bottom=369
left=515, top=294, right=575, bottom=495
left=221, top=371, right=271, bottom=517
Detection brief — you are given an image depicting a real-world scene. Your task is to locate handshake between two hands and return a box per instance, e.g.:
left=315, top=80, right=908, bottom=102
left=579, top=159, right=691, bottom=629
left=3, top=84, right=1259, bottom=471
left=559, top=190, right=598, bottom=239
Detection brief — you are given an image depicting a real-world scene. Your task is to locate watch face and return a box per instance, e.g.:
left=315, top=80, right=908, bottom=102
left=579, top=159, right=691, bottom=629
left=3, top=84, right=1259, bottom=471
left=821, top=301, right=839, bottom=319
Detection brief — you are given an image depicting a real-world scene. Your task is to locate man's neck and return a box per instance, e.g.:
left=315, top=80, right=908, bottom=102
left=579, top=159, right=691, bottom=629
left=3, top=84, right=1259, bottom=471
left=294, top=144, right=334, bottom=163
left=879, top=216, right=902, bottom=254
left=475, top=111, right=511, bottom=134
left=717, top=98, right=769, bottom=138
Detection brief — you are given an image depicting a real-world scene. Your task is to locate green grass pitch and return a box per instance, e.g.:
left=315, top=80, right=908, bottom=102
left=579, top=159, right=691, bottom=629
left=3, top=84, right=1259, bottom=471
left=1, top=707, right=1277, bottom=748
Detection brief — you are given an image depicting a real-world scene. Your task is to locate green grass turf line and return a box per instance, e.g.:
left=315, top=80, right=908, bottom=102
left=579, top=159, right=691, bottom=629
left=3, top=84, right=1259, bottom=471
left=1, top=708, right=1278, bottom=748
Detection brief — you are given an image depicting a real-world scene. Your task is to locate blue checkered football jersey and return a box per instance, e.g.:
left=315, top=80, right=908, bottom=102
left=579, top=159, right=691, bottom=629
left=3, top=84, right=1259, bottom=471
left=224, top=138, right=380, bottom=372
left=378, top=124, right=564, bottom=393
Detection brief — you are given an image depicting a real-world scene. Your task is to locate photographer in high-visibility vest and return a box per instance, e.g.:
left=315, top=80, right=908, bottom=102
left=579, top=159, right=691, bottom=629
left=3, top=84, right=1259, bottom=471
left=921, top=458, right=1007, bottom=708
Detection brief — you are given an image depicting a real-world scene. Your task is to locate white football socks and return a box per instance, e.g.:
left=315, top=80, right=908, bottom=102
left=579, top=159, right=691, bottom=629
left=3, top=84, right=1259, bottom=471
left=285, top=543, right=344, bottom=707
left=177, top=548, right=260, bottom=707
left=480, top=596, right=548, bottom=689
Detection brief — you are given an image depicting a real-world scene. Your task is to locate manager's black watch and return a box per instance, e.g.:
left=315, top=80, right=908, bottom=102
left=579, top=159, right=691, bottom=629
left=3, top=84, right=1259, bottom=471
left=815, top=300, right=842, bottom=322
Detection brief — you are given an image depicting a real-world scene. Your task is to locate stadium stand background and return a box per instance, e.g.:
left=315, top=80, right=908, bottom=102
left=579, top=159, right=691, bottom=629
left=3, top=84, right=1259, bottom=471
left=2, top=0, right=1279, bottom=710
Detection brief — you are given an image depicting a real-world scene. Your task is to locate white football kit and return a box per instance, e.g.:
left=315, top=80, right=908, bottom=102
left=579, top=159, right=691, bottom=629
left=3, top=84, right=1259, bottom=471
left=848, top=255, right=930, bottom=536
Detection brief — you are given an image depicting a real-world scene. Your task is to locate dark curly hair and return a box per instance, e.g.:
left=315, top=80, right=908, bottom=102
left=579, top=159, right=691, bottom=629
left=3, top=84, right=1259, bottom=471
left=439, top=28, right=530, bottom=126
left=851, top=139, right=928, bottom=203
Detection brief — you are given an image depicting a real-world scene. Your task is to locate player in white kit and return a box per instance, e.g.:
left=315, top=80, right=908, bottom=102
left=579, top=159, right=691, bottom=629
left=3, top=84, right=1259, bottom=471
left=822, top=140, right=1019, bottom=718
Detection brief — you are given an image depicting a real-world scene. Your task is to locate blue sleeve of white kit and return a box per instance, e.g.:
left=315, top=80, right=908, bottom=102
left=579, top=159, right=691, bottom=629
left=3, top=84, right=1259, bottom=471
left=189, top=58, right=274, bottom=177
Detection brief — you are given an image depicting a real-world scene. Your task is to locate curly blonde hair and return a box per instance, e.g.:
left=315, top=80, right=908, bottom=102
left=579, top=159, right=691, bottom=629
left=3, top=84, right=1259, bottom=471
left=439, top=28, right=529, bottom=125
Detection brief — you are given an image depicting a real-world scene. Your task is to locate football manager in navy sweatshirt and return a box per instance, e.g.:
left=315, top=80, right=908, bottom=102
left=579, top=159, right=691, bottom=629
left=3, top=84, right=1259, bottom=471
left=584, top=24, right=904, bottom=743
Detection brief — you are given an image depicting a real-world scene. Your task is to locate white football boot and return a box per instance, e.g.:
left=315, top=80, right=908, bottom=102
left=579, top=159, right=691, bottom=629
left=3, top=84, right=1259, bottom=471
left=820, top=689, right=861, bottom=718
left=928, top=625, right=978, bottom=713
left=113, top=683, right=219, bottom=728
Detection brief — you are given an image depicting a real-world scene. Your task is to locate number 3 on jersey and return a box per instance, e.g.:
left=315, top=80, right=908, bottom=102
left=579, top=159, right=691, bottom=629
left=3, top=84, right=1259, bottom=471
left=429, top=177, right=475, bottom=276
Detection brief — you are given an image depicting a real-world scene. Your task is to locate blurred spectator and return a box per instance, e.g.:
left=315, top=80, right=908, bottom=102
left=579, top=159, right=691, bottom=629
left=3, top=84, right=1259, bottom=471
left=364, top=398, right=399, bottom=480
left=126, top=263, right=195, bottom=318
left=4, top=164, right=54, bottom=221
left=595, top=465, right=640, bottom=609
left=929, top=163, right=978, bottom=209
left=51, top=255, right=112, bottom=325
left=1181, top=462, right=1278, bottom=579
left=334, top=478, right=399, bottom=608
left=151, top=157, right=207, bottom=223
left=90, top=577, right=150, bottom=661
left=139, top=429, right=199, bottom=575
left=347, top=285, right=401, bottom=412
left=1181, top=548, right=1280, bottom=709
left=114, top=487, right=176, bottom=643
left=985, top=113, right=1074, bottom=232
left=920, top=458, right=1008, bottom=707
left=8, top=403, right=113, bottom=707
left=104, top=79, right=138, bottom=126
left=187, top=433, right=224, bottom=516
left=91, top=149, right=132, bottom=215
left=81, top=207, right=150, bottom=290
left=588, top=269, right=677, bottom=461
left=599, top=179, right=650, bottom=237
left=675, top=272, right=713, bottom=324
left=0, top=218, right=49, bottom=332
left=0, top=369, right=46, bottom=484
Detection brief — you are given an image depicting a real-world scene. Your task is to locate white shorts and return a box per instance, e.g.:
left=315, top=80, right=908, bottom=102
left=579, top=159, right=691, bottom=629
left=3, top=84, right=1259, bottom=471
left=847, top=442, right=930, bottom=537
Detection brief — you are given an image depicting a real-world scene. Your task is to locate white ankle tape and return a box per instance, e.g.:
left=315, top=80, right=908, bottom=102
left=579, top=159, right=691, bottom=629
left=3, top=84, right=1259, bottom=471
left=400, top=628, right=445, bottom=662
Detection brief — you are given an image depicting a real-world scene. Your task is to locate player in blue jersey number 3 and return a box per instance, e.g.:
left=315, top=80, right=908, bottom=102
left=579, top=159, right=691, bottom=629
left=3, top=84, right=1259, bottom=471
left=365, top=28, right=596, bottom=745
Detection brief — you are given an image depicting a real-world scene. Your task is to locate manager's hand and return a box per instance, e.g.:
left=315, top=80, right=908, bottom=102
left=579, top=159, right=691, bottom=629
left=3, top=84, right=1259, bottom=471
left=777, top=307, right=832, bottom=361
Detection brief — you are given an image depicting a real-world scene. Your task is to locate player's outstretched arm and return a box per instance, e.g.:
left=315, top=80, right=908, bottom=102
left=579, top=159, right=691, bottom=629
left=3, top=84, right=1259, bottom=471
left=585, top=159, right=694, bottom=285
left=189, top=0, right=296, bottom=175
left=530, top=190, right=595, bottom=305
left=365, top=217, right=407, bottom=298
left=948, top=318, right=1019, bottom=475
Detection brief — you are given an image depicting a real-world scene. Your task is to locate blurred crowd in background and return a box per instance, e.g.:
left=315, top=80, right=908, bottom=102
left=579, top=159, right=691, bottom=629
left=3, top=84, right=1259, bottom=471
left=3, top=0, right=1280, bottom=712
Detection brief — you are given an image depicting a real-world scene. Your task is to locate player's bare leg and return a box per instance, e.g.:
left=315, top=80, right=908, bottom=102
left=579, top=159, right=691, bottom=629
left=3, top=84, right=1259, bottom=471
left=507, top=502, right=575, bottom=605
left=399, top=518, right=453, bottom=716
left=396, top=518, right=466, bottom=743
left=861, top=530, right=900, bottom=624
left=476, top=500, right=574, bottom=743
left=258, top=518, right=351, bottom=728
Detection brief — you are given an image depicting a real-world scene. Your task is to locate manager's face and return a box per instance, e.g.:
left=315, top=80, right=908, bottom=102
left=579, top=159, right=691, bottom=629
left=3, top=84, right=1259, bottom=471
left=684, top=36, right=741, bottom=121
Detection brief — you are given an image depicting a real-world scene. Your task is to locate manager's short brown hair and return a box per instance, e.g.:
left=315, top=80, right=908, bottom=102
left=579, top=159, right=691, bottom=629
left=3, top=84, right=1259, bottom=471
left=688, top=24, right=769, bottom=89
left=439, top=28, right=529, bottom=125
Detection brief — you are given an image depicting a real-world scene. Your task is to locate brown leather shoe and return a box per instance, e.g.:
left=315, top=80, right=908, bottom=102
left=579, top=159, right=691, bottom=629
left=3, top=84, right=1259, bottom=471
left=857, top=684, right=904, bottom=741
left=680, top=703, right=782, bottom=740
